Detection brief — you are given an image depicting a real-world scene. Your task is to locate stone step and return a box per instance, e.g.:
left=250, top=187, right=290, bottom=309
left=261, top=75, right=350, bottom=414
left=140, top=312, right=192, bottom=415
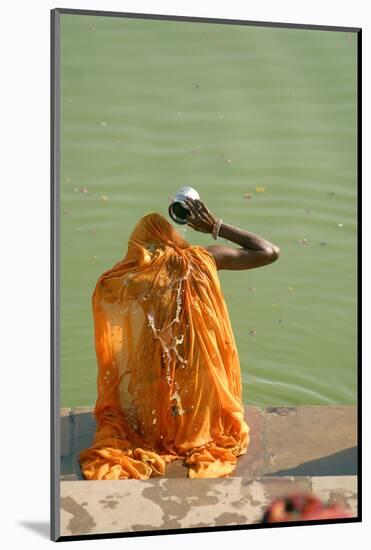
left=60, top=474, right=358, bottom=537
left=60, top=405, right=357, bottom=480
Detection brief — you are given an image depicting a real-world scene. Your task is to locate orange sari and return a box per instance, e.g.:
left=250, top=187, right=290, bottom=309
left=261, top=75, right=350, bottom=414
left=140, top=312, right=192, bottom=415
left=79, top=212, right=249, bottom=479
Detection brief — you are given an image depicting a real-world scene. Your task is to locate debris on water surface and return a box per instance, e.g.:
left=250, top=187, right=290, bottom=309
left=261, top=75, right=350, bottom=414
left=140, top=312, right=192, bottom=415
left=305, top=209, right=310, bottom=214
left=80, top=187, right=88, bottom=193
left=101, top=195, right=109, bottom=201
left=250, top=329, right=257, bottom=336
left=66, top=177, right=71, bottom=183
left=320, top=241, right=327, bottom=246
left=298, top=238, right=308, bottom=245
left=101, top=121, right=107, bottom=127
left=92, top=255, right=98, bottom=260
left=244, top=193, right=253, bottom=199
left=328, top=191, right=336, bottom=195
left=90, top=26, right=96, bottom=32
left=73, top=188, right=79, bottom=192
left=251, top=148, right=256, bottom=153
left=255, top=186, right=266, bottom=193
left=248, top=287, right=256, bottom=292
left=337, top=223, right=343, bottom=228
left=272, top=303, right=278, bottom=308
left=62, top=209, right=69, bottom=214
left=89, top=229, right=96, bottom=234
left=193, top=83, right=200, bottom=89
left=219, top=115, right=224, bottom=119
left=287, top=287, right=294, bottom=291
left=191, top=149, right=198, bottom=155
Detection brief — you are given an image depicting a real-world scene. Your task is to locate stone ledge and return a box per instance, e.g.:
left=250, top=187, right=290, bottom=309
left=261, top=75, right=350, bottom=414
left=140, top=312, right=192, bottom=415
left=60, top=406, right=357, bottom=480
left=60, top=475, right=357, bottom=537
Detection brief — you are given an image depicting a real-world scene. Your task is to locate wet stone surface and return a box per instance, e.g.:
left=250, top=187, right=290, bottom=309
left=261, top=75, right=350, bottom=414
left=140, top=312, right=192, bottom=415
left=60, top=405, right=357, bottom=481
left=264, top=406, right=357, bottom=476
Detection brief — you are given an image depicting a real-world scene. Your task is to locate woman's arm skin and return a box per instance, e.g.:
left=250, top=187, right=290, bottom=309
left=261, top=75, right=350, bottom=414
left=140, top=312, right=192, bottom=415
left=184, top=197, right=280, bottom=271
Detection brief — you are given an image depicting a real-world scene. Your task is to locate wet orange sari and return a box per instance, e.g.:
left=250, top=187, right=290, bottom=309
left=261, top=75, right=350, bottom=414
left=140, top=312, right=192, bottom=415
left=79, top=212, right=249, bottom=479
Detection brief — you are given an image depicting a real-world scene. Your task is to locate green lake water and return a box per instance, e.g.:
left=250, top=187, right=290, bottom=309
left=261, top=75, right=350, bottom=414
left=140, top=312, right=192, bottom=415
left=59, top=14, right=357, bottom=408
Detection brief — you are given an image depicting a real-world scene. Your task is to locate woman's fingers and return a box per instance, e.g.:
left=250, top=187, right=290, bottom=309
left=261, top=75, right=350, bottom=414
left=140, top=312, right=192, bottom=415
left=186, top=216, right=198, bottom=230
left=184, top=198, right=198, bottom=219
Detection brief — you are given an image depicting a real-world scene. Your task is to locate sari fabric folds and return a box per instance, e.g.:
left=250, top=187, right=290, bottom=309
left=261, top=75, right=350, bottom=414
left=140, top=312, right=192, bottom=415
left=79, top=212, right=249, bottom=479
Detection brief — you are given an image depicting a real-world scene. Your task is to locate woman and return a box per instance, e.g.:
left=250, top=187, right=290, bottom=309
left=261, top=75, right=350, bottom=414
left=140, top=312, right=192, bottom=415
left=79, top=198, right=280, bottom=480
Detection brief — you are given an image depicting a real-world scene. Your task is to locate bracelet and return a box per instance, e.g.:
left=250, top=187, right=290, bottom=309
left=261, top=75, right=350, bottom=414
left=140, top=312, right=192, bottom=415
left=212, top=218, right=223, bottom=240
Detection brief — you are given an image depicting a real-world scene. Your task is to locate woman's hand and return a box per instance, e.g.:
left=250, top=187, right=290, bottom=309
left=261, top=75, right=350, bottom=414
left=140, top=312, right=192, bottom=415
left=184, top=198, right=218, bottom=233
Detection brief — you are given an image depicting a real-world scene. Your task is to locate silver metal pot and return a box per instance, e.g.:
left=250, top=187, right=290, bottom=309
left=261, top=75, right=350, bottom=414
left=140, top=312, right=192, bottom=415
left=168, top=186, right=200, bottom=224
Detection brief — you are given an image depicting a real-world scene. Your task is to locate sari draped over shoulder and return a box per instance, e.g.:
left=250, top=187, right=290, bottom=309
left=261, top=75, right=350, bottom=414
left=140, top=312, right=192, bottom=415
left=79, top=212, right=249, bottom=479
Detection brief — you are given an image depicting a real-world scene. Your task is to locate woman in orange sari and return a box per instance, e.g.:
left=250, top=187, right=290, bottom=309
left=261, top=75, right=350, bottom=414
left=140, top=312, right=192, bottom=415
left=79, top=198, right=280, bottom=480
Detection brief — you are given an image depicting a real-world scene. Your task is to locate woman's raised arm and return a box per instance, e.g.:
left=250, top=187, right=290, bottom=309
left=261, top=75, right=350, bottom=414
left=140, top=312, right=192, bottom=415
left=184, top=197, right=280, bottom=271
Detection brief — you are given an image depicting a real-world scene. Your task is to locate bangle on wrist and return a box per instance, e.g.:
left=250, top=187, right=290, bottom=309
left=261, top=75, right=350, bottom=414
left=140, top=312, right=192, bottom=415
left=212, top=218, right=223, bottom=240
